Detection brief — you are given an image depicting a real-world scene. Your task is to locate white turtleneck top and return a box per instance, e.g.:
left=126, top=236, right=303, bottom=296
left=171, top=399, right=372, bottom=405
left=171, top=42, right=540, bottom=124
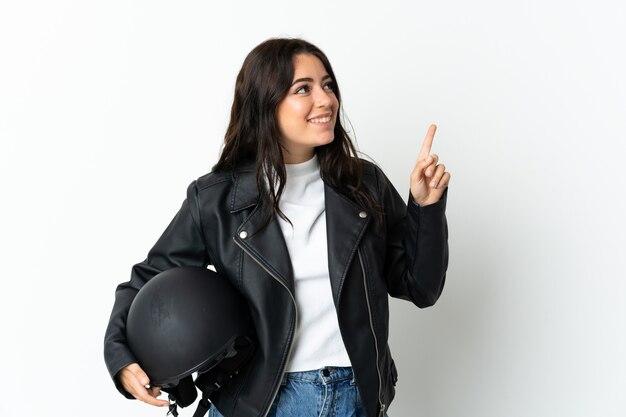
left=277, top=154, right=352, bottom=372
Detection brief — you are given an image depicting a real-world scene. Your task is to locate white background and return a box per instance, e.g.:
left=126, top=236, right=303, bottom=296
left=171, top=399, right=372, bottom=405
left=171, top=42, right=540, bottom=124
left=1, top=1, right=625, bottom=416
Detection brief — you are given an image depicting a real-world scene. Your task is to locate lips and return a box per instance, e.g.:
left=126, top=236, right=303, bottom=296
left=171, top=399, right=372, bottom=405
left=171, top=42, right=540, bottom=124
left=307, top=112, right=333, bottom=124
left=309, top=116, right=331, bottom=124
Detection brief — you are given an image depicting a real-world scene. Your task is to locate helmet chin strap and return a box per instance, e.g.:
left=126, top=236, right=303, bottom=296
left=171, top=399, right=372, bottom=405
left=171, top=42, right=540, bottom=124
left=164, top=376, right=196, bottom=416
left=164, top=336, right=256, bottom=417
left=167, top=395, right=179, bottom=417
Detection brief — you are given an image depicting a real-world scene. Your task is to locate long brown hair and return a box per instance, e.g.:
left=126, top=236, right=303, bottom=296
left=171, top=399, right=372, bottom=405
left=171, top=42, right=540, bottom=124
left=213, top=38, right=381, bottom=225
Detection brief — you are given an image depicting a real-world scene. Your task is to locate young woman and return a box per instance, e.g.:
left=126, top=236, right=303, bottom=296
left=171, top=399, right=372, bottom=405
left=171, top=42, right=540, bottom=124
left=104, top=38, right=450, bottom=417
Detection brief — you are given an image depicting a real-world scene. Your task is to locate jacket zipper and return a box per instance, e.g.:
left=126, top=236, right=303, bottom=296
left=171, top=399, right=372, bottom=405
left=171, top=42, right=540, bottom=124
left=358, top=248, right=385, bottom=417
left=233, top=237, right=298, bottom=417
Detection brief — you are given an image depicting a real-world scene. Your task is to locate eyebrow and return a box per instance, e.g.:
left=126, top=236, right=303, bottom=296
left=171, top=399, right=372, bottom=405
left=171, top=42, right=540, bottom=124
left=291, top=75, right=332, bottom=86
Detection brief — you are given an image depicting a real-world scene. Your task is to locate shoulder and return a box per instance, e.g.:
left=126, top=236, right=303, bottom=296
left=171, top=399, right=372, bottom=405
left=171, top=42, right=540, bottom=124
left=194, top=170, right=234, bottom=192
left=357, top=157, right=390, bottom=193
left=176, top=169, right=234, bottom=212
left=186, top=163, right=257, bottom=213
left=193, top=161, right=256, bottom=192
left=359, top=158, right=381, bottom=176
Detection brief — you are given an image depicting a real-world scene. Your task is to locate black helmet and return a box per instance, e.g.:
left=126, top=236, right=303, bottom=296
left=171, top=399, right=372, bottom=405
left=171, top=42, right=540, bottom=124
left=126, top=266, right=256, bottom=416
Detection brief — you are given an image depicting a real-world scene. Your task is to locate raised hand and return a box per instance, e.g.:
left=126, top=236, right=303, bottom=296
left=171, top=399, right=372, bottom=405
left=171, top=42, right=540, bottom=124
left=410, top=124, right=451, bottom=206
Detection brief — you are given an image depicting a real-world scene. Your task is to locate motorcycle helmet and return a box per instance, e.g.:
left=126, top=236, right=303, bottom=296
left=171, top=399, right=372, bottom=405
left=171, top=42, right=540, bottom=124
left=126, top=266, right=256, bottom=416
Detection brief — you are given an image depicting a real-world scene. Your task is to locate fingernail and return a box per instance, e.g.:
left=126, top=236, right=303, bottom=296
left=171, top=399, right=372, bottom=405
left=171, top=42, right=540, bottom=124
left=430, top=181, right=436, bottom=187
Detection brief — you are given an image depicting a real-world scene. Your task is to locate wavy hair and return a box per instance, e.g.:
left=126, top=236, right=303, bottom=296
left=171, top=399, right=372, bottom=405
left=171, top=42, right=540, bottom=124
left=213, top=38, right=381, bottom=225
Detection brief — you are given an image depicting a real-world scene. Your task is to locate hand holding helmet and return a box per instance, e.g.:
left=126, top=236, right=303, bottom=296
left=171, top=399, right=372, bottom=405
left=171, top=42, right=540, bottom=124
left=124, top=266, right=257, bottom=416
left=118, top=362, right=169, bottom=407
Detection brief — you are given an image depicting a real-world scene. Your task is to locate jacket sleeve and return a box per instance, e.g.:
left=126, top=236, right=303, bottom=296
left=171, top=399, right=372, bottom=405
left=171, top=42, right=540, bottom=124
left=376, top=166, right=449, bottom=308
left=103, top=180, right=209, bottom=398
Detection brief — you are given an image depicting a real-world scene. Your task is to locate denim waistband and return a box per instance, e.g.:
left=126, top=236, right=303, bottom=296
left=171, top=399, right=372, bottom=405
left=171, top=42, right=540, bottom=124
left=281, top=366, right=355, bottom=385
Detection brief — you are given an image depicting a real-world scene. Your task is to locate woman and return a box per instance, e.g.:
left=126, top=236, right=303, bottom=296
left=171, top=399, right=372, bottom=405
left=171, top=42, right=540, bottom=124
left=104, top=38, right=450, bottom=417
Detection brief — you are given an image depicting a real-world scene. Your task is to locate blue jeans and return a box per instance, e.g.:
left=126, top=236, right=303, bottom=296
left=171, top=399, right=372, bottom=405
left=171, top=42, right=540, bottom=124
left=207, top=366, right=389, bottom=417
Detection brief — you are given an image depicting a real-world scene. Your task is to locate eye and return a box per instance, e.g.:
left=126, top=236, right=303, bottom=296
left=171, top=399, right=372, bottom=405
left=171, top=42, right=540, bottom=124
left=324, top=81, right=336, bottom=91
left=295, top=84, right=310, bottom=94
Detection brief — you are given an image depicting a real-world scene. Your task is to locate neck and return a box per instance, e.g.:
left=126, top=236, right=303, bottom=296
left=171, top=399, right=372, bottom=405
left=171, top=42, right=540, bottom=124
left=282, top=149, right=315, bottom=164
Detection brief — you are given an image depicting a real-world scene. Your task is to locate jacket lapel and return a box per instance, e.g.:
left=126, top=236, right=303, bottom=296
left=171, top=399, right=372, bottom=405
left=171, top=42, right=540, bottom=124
left=234, top=205, right=295, bottom=292
left=324, top=184, right=371, bottom=305
left=231, top=165, right=295, bottom=292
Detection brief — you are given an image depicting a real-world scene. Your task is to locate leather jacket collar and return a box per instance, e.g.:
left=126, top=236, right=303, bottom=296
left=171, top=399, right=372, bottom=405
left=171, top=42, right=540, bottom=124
left=230, top=163, right=373, bottom=302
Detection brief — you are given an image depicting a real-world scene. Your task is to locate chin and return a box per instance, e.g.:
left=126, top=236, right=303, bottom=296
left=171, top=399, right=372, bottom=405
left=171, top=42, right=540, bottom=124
left=318, top=132, right=335, bottom=145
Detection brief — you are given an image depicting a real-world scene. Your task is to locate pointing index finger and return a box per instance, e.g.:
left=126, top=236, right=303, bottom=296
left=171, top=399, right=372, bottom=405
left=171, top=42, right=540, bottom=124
left=418, top=124, right=437, bottom=159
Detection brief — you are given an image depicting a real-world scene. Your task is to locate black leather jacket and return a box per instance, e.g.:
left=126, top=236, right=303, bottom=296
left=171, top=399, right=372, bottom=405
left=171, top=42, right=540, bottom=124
left=104, top=159, right=448, bottom=417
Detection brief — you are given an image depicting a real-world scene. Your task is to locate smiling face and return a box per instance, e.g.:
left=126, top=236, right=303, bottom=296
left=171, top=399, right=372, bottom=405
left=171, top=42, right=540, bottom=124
left=276, top=53, right=339, bottom=164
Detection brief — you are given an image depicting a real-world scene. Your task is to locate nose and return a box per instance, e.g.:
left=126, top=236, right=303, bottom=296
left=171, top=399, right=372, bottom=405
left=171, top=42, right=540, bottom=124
left=313, top=85, right=333, bottom=108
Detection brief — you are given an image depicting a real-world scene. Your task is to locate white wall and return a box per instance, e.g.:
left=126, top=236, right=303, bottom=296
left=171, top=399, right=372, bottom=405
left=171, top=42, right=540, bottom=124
left=1, top=1, right=624, bottom=416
